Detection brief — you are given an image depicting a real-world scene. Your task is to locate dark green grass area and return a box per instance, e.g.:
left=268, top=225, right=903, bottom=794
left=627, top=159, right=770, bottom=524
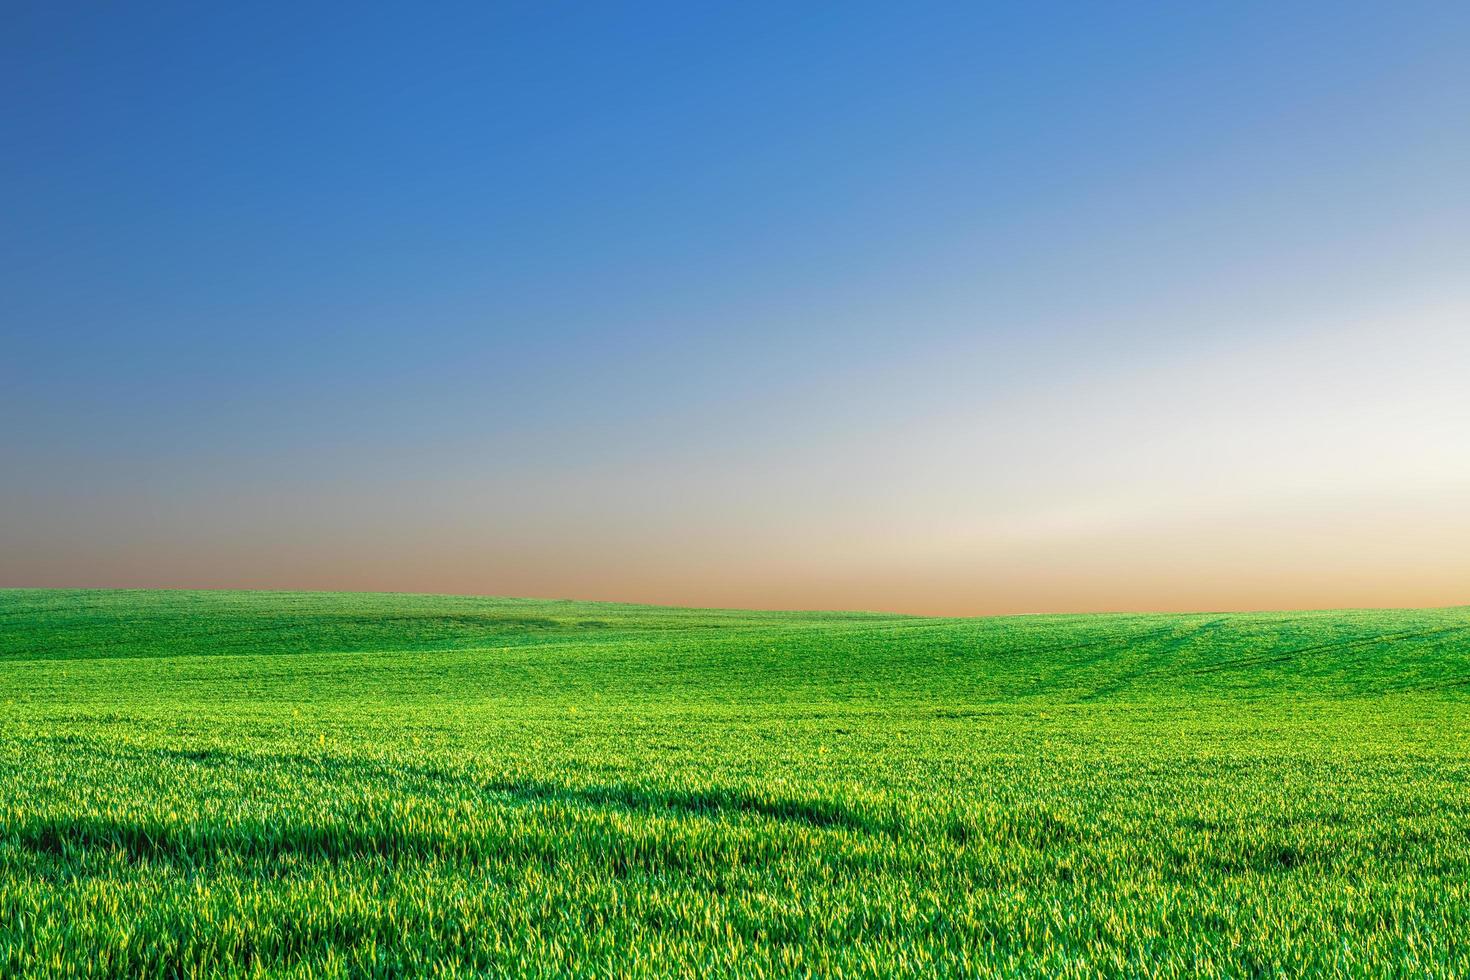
left=1, top=590, right=1467, bottom=976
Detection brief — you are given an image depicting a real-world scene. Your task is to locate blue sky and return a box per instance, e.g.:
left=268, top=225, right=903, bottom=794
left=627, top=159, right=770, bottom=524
left=4, top=2, right=1468, bottom=612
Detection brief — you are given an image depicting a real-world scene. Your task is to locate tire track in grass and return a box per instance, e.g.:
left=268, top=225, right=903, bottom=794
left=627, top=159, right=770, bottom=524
left=1076, top=618, right=1233, bottom=701
left=1077, top=623, right=1470, bottom=696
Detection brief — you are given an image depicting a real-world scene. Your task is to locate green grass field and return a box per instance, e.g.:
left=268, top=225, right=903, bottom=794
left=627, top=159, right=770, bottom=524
left=1, top=589, right=1467, bottom=977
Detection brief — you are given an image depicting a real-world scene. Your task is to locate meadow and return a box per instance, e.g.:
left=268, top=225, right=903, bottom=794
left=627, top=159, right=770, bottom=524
left=0, top=588, right=1466, bottom=977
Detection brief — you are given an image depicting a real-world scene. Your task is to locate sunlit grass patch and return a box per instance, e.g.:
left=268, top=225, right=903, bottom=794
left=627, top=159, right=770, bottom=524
left=0, top=589, right=1467, bottom=975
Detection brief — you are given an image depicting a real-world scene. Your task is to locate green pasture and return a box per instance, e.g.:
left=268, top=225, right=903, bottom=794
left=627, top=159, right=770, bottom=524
left=0, top=589, right=1466, bottom=976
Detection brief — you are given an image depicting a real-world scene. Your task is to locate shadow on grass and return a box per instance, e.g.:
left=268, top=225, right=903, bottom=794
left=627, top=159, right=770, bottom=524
left=479, top=776, right=885, bottom=834
left=137, top=744, right=890, bottom=835
left=2, top=774, right=890, bottom=879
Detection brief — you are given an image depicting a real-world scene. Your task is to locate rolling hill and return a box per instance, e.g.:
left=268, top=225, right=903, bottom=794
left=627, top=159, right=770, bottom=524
left=1, top=589, right=1467, bottom=976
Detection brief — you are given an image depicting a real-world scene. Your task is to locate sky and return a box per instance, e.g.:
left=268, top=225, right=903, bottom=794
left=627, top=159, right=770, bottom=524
left=3, top=1, right=1468, bottom=615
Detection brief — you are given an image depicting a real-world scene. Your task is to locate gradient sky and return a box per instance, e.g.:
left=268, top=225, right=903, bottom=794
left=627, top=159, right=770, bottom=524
left=4, top=2, right=1468, bottom=614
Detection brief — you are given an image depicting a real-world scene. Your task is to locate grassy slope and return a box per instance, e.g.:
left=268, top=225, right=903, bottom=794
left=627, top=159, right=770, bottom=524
left=1, top=589, right=1467, bottom=977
